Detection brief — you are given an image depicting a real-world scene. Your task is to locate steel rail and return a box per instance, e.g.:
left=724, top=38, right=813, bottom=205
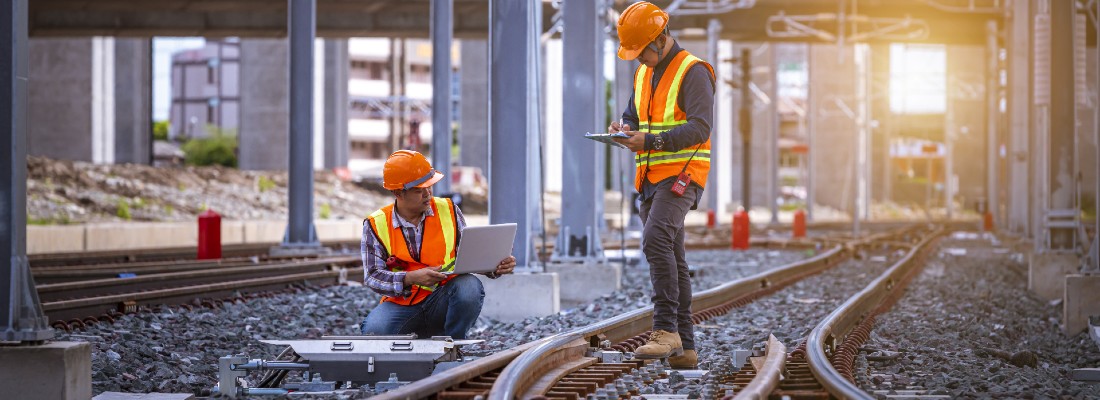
left=27, top=240, right=360, bottom=267
left=734, top=334, right=787, bottom=400
left=372, top=240, right=827, bottom=400
left=36, top=257, right=359, bottom=301
left=41, top=269, right=359, bottom=323
left=487, top=244, right=846, bottom=399
left=805, top=226, right=944, bottom=399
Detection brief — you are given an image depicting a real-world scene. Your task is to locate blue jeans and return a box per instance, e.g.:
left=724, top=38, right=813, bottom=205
left=360, top=273, right=485, bottom=340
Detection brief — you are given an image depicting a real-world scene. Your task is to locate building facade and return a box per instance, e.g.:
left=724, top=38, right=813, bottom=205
left=169, top=39, right=240, bottom=140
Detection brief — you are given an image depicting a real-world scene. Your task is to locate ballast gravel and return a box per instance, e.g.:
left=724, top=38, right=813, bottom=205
left=855, top=232, right=1100, bottom=399
left=58, top=248, right=808, bottom=397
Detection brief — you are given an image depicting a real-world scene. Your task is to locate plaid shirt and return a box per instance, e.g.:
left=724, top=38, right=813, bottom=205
left=361, top=202, right=467, bottom=298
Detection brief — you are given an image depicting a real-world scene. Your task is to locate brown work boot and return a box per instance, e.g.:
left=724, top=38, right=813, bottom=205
left=668, top=349, right=698, bottom=369
left=633, top=330, right=683, bottom=359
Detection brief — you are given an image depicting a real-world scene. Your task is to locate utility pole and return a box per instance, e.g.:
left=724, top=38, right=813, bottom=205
left=739, top=47, right=752, bottom=212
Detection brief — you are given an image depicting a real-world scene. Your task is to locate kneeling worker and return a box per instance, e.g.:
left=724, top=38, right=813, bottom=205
left=360, top=150, right=516, bottom=339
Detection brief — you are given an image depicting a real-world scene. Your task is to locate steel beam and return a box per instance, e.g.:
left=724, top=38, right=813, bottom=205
left=323, top=38, right=348, bottom=169
left=768, top=44, right=779, bottom=224
left=1007, top=0, right=1030, bottom=235
left=1093, top=0, right=1100, bottom=272
left=986, top=19, right=999, bottom=227
left=615, top=45, right=638, bottom=231
left=706, top=18, right=721, bottom=222
left=806, top=45, right=815, bottom=221
left=740, top=47, right=752, bottom=211
left=489, top=0, right=541, bottom=267
left=1, top=0, right=53, bottom=342
left=1049, top=0, right=1075, bottom=250
left=557, top=0, right=604, bottom=260
left=431, top=0, right=453, bottom=194
left=281, top=0, right=320, bottom=249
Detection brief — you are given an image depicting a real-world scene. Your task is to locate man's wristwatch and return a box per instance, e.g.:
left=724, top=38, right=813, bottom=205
left=653, top=135, right=665, bottom=151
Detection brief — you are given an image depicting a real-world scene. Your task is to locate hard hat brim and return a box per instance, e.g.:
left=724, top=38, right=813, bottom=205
left=618, top=45, right=642, bottom=61
left=412, top=170, right=445, bottom=188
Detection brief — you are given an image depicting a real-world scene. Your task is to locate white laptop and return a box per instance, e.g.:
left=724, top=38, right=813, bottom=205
left=445, top=223, right=517, bottom=275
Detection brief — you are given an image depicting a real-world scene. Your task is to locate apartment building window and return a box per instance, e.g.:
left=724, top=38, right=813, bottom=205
left=207, top=58, right=220, bottom=84
left=409, top=64, right=431, bottom=83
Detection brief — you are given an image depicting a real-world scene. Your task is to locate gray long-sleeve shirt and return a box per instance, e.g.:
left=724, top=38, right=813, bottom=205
left=620, top=41, right=716, bottom=205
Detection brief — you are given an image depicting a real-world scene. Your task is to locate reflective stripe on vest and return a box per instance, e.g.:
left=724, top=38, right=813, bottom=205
left=633, top=50, right=715, bottom=191
left=365, top=197, right=458, bottom=306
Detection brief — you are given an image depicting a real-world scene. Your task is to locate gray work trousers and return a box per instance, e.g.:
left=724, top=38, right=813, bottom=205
left=639, top=178, right=700, bottom=351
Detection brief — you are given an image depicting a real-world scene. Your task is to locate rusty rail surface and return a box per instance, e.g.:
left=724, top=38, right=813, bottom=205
left=374, top=238, right=844, bottom=400
left=27, top=240, right=360, bottom=267
left=804, top=226, right=944, bottom=399
left=41, top=257, right=362, bottom=326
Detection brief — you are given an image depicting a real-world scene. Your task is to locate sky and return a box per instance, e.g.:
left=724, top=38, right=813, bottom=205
left=152, top=37, right=206, bottom=122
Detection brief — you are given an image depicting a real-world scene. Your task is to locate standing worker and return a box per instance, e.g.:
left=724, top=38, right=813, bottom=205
left=360, top=150, right=516, bottom=339
left=609, top=1, right=715, bottom=369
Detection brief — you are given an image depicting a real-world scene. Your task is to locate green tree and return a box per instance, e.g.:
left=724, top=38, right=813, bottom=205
left=153, top=121, right=170, bottom=141
left=182, top=126, right=238, bottom=167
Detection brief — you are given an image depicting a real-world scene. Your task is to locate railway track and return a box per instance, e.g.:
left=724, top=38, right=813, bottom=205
left=38, top=255, right=363, bottom=330
left=370, top=224, right=942, bottom=399
left=27, top=240, right=360, bottom=268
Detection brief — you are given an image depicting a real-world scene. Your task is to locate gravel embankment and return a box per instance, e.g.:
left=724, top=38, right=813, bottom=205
left=57, top=248, right=811, bottom=397
left=856, top=232, right=1100, bottom=399
left=631, top=242, right=908, bottom=396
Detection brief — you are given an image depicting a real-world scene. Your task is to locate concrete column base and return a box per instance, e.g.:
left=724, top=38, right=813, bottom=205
left=1028, top=253, right=1079, bottom=301
left=1064, top=274, right=1100, bottom=335
left=0, top=341, right=91, bottom=400
left=477, top=270, right=559, bottom=321
left=545, top=262, right=622, bottom=307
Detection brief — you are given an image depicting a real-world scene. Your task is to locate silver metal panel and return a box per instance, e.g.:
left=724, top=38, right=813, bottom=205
left=283, top=0, right=320, bottom=247
left=0, top=0, right=52, bottom=342
left=558, top=0, right=603, bottom=259
left=489, top=0, right=541, bottom=267
left=431, top=0, right=452, bottom=194
left=260, top=339, right=453, bottom=363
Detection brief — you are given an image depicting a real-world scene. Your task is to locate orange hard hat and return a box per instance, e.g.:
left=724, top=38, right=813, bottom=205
left=616, top=1, right=668, bottom=61
left=382, top=150, right=444, bottom=190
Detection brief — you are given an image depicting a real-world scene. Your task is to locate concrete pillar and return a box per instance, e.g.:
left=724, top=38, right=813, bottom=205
left=1007, top=0, right=1032, bottom=235
left=808, top=44, right=858, bottom=214
left=1029, top=252, right=1078, bottom=301
left=113, top=38, right=152, bottom=165
left=238, top=38, right=289, bottom=171
left=870, top=44, right=891, bottom=204
left=947, top=45, right=990, bottom=217
left=1048, top=0, right=1076, bottom=249
left=28, top=37, right=115, bottom=163
left=0, top=342, right=91, bottom=400
left=459, top=39, right=489, bottom=175
left=323, top=39, right=348, bottom=169
left=1064, top=274, right=1100, bottom=335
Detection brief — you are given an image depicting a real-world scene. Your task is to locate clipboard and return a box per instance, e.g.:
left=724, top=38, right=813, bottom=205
left=584, top=132, right=630, bottom=149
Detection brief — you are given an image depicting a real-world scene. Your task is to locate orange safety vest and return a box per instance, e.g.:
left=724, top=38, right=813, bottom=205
left=633, top=49, right=715, bottom=191
left=365, top=197, right=459, bottom=306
